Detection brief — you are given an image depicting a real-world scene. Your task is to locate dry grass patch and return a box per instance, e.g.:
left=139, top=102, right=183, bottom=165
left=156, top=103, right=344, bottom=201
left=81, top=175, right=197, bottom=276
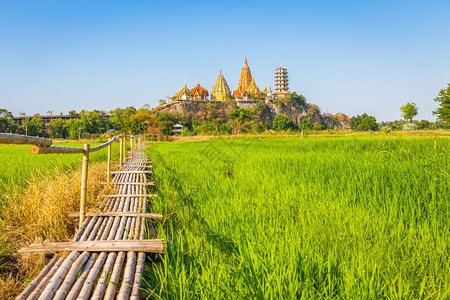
left=0, top=162, right=109, bottom=298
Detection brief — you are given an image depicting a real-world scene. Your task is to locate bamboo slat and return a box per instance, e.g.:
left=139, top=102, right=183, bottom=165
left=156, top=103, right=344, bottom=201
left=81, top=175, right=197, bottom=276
left=100, top=182, right=155, bottom=186
left=67, top=212, right=163, bottom=219
left=19, top=240, right=165, bottom=253
left=109, top=170, right=152, bottom=174
left=102, top=193, right=157, bottom=198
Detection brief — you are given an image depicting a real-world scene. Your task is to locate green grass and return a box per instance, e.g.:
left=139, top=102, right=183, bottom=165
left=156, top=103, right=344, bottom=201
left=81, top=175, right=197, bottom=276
left=143, top=136, right=449, bottom=299
left=0, top=141, right=122, bottom=196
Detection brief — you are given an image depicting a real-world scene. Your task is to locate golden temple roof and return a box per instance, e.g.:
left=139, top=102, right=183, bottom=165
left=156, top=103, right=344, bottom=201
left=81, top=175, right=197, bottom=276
left=212, top=70, right=231, bottom=94
left=179, top=84, right=192, bottom=96
left=247, top=76, right=261, bottom=97
left=211, top=70, right=231, bottom=101
left=190, top=82, right=209, bottom=97
left=233, top=56, right=253, bottom=97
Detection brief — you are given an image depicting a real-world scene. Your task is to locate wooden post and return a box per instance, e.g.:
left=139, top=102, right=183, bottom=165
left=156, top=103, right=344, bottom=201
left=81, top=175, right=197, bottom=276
left=130, top=136, right=133, bottom=156
left=107, top=139, right=111, bottom=183
left=79, top=143, right=90, bottom=228
left=119, top=137, right=123, bottom=168
left=122, top=136, right=126, bottom=164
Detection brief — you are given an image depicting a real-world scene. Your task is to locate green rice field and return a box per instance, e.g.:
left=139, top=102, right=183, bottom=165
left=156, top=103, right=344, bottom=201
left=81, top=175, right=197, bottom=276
left=0, top=141, right=122, bottom=195
left=144, top=136, right=449, bottom=299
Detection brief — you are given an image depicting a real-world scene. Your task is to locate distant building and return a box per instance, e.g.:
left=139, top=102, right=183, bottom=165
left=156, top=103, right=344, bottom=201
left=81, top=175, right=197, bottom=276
left=403, top=123, right=417, bottom=131
left=13, top=114, right=81, bottom=125
left=172, top=123, right=183, bottom=134
left=274, top=67, right=289, bottom=98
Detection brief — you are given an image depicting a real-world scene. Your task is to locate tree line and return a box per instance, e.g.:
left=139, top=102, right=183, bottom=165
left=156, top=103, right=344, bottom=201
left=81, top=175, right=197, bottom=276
left=0, top=83, right=449, bottom=138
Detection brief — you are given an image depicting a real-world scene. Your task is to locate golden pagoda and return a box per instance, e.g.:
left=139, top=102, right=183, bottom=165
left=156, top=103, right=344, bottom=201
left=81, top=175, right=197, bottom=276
left=233, top=56, right=253, bottom=98
left=190, top=82, right=209, bottom=101
left=247, top=76, right=262, bottom=98
left=173, top=84, right=192, bottom=101
left=262, top=86, right=268, bottom=98
left=211, top=70, right=231, bottom=101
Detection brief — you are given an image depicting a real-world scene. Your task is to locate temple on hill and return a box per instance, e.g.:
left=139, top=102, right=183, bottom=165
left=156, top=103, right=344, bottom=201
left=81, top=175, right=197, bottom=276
left=173, top=82, right=209, bottom=101
left=233, top=56, right=253, bottom=98
left=191, top=82, right=209, bottom=101
left=171, top=55, right=287, bottom=107
left=211, top=70, right=232, bottom=101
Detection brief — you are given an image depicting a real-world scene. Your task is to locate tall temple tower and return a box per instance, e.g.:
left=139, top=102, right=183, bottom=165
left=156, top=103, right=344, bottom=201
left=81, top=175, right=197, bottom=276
left=211, top=70, right=231, bottom=101
left=274, top=67, right=289, bottom=98
left=233, top=56, right=253, bottom=97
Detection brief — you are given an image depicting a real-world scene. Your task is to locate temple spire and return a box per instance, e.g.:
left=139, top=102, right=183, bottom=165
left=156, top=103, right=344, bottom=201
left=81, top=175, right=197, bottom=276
left=211, top=70, right=231, bottom=101
left=233, top=55, right=253, bottom=97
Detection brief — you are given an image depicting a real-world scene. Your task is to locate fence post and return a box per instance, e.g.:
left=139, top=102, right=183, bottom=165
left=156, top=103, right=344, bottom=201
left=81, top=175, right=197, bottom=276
left=107, top=138, right=111, bottom=183
left=79, top=143, right=90, bottom=228
left=130, top=136, right=133, bottom=158
left=119, top=136, right=123, bottom=168
left=123, top=136, right=126, bottom=164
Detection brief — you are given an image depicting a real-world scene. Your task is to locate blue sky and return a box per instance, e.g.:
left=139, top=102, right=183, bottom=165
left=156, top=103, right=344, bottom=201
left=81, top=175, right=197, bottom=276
left=1, top=0, right=449, bottom=121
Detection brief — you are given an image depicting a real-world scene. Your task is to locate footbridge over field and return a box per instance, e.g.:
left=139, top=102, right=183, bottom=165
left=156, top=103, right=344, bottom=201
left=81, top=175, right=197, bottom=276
left=0, top=133, right=164, bottom=299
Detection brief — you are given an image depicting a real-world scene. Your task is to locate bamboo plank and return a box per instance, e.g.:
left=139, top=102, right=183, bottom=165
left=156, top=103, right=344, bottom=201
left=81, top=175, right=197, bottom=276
left=109, top=171, right=152, bottom=174
left=100, top=182, right=155, bottom=186
left=102, top=193, right=157, bottom=198
left=19, top=240, right=165, bottom=253
left=67, top=212, right=163, bottom=219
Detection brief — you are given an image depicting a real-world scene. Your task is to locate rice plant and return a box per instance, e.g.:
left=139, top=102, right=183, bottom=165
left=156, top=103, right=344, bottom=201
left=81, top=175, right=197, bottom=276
left=143, top=136, right=449, bottom=299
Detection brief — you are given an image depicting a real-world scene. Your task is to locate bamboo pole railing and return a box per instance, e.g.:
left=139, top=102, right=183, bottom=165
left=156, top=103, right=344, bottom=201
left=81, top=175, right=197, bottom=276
left=0, top=133, right=52, bottom=146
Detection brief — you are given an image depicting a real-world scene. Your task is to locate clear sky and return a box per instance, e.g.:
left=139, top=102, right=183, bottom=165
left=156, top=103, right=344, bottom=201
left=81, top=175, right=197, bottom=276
left=1, top=0, right=449, bottom=121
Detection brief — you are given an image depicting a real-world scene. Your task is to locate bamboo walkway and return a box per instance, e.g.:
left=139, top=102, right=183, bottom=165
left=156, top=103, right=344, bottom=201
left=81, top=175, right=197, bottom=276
left=16, top=149, right=160, bottom=300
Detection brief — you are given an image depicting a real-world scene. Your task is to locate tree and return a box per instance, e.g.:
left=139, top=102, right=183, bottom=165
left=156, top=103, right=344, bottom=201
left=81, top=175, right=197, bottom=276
left=433, top=83, right=450, bottom=122
left=228, top=108, right=256, bottom=134
left=66, top=119, right=84, bottom=139
left=79, top=110, right=106, bottom=134
left=417, top=120, right=430, bottom=130
left=400, top=102, right=418, bottom=130
left=350, top=113, right=368, bottom=130
left=0, top=109, right=14, bottom=132
left=22, top=118, right=31, bottom=135
left=358, top=115, right=379, bottom=131
left=301, top=118, right=313, bottom=130
left=284, top=92, right=307, bottom=109
left=49, top=118, right=66, bottom=138
left=30, top=114, right=45, bottom=136
left=109, top=107, right=136, bottom=133
left=272, top=114, right=295, bottom=131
